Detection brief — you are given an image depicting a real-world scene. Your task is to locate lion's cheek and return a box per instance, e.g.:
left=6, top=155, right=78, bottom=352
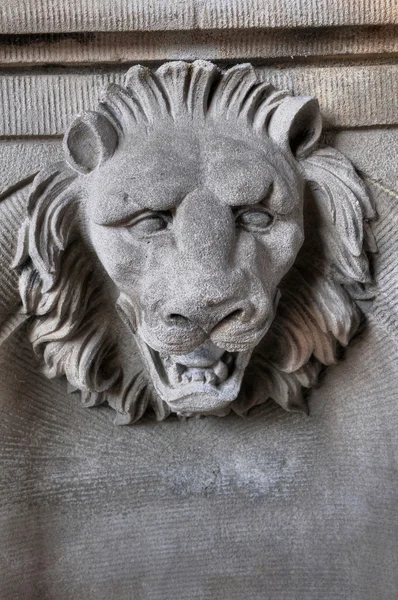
left=257, top=220, right=304, bottom=283
left=87, top=224, right=150, bottom=293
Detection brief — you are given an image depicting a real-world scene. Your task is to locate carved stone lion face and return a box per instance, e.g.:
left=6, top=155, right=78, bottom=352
left=14, top=61, right=375, bottom=424
left=85, top=125, right=304, bottom=414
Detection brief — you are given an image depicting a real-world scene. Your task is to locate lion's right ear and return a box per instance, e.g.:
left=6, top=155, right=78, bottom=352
left=64, top=111, right=118, bottom=174
left=268, top=96, right=322, bottom=159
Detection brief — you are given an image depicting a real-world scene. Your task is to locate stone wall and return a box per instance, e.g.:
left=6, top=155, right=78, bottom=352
left=0, top=2, right=397, bottom=599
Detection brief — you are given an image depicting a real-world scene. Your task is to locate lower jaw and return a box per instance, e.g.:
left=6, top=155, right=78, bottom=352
left=156, top=382, right=241, bottom=414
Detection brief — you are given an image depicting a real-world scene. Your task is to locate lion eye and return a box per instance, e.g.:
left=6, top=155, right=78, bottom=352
left=235, top=208, right=274, bottom=232
left=125, top=211, right=172, bottom=235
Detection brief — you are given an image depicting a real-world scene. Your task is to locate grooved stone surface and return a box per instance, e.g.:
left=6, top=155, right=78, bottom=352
left=333, top=128, right=398, bottom=192
left=0, top=188, right=25, bottom=340
left=0, top=0, right=396, bottom=34
left=0, top=26, right=398, bottom=65
left=2, top=64, right=398, bottom=137
left=0, top=140, right=63, bottom=196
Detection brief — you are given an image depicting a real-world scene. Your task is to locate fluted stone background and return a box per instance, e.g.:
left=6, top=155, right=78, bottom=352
left=0, top=2, right=398, bottom=599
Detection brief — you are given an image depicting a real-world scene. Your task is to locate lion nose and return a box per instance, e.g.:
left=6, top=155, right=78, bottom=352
left=163, top=301, right=254, bottom=333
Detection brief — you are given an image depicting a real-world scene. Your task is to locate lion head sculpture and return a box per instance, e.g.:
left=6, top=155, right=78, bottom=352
left=13, top=60, right=376, bottom=424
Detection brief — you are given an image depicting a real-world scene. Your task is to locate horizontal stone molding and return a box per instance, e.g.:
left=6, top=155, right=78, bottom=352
left=0, top=26, right=398, bottom=66
left=0, top=0, right=396, bottom=34
left=0, top=64, right=398, bottom=136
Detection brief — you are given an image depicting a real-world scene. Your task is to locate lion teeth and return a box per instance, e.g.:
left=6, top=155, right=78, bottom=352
left=167, top=362, right=184, bottom=385
left=179, top=368, right=218, bottom=385
left=223, top=352, right=233, bottom=365
left=190, top=371, right=202, bottom=382
left=160, top=351, right=232, bottom=387
left=213, top=360, right=228, bottom=383
left=181, top=372, right=192, bottom=384
left=205, top=370, right=217, bottom=385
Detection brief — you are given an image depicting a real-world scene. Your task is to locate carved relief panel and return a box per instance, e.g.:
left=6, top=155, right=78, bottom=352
left=7, top=61, right=375, bottom=424
left=1, top=7, right=397, bottom=600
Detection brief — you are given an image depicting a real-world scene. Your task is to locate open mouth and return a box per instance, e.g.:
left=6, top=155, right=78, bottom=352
left=135, top=338, right=253, bottom=414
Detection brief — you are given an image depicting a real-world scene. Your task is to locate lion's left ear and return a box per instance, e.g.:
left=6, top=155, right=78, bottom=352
left=63, top=111, right=118, bottom=174
left=268, top=96, right=322, bottom=159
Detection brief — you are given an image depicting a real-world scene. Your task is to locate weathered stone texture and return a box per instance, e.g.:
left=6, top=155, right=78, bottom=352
left=0, top=0, right=396, bottom=34
left=0, top=3, right=397, bottom=600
